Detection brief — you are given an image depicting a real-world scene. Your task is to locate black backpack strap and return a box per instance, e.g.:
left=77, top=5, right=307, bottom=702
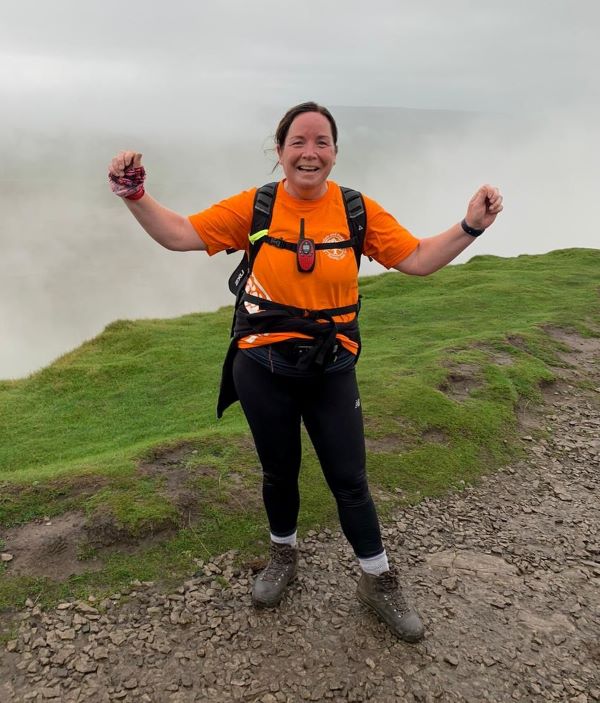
left=248, top=182, right=279, bottom=269
left=226, top=182, right=279, bottom=336
left=340, top=187, right=367, bottom=270
left=227, top=182, right=279, bottom=297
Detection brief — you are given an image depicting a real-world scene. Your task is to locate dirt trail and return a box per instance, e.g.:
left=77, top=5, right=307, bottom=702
left=1, top=332, right=599, bottom=703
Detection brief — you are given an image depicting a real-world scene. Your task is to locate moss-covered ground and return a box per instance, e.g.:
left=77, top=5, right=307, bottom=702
left=1, top=248, right=598, bottom=609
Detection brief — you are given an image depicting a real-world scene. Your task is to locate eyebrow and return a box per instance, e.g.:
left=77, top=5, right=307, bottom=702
left=289, top=134, right=332, bottom=141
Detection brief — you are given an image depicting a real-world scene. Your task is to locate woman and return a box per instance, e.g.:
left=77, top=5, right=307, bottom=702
left=108, top=102, right=503, bottom=643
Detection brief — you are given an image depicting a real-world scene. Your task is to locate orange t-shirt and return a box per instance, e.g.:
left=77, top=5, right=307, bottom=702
left=188, top=181, right=419, bottom=353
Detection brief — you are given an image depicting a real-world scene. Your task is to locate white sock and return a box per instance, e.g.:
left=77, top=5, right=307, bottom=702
left=359, top=550, right=389, bottom=575
left=270, top=531, right=297, bottom=547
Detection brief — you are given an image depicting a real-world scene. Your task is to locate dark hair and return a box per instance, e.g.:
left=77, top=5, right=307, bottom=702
left=275, top=101, right=338, bottom=150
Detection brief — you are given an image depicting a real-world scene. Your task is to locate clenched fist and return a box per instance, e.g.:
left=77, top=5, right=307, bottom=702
left=464, top=184, right=503, bottom=232
left=108, top=151, right=146, bottom=200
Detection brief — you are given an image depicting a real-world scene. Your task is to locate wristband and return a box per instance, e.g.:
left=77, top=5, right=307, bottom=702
left=126, top=187, right=145, bottom=201
left=461, top=219, right=485, bottom=237
left=109, top=166, right=146, bottom=199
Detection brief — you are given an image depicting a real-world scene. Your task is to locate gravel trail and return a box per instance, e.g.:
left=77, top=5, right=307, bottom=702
left=2, top=333, right=598, bottom=703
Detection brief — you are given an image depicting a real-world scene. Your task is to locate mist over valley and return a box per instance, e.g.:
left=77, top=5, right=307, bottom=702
left=2, top=105, right=598, bottom=379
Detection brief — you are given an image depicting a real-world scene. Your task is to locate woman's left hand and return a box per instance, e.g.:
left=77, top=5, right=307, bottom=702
left=464, top=184, right=503, bottom=231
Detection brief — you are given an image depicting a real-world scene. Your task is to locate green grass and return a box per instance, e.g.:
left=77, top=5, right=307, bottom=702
left=0, top=248, right=598, bottom=610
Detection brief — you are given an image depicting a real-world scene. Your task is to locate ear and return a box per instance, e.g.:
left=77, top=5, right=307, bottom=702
left=276, top=144, right=282, bottom=164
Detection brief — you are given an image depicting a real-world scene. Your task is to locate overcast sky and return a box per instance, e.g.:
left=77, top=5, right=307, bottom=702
left=2, top=1, right=599, bottom=378
left=2, top=0, right=598, bottom=118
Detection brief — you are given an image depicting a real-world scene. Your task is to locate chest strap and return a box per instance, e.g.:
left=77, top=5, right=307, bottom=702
left=255, top=235, right=357, bottom=253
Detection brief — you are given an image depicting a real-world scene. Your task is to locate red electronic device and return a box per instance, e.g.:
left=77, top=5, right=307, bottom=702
left=296, top=218, right=316, bottom=273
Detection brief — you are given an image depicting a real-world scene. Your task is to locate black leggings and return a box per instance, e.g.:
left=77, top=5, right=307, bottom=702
left=232, top=351, right=383, bottom=558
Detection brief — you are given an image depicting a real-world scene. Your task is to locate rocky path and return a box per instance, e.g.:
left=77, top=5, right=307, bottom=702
left=1, top=333, right=599, bottom=703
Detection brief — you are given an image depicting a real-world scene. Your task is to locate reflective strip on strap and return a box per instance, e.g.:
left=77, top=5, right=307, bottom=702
left=248, top=229, right=269, bottom=244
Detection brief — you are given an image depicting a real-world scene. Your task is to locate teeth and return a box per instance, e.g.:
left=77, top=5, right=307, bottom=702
left=298, top=166, right=318, bottom=171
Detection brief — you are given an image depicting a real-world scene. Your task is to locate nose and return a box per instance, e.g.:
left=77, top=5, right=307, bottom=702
left=301, top=142, right=318, bottom=159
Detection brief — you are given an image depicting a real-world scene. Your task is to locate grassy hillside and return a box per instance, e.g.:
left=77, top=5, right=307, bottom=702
left=0, top=248, right=598, bottom=610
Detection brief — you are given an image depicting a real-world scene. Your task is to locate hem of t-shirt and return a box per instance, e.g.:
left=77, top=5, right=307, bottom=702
left=186, top=215, right=221, bottom=256
left=381, top=237, right=420, bottom=270
left=238, top=332, right=358, bottom=355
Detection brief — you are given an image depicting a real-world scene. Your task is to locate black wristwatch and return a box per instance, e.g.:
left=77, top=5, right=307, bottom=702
left=461, top=219, right=485, bottom=237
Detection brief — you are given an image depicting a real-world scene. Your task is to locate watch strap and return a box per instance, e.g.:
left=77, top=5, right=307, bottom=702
left=461, top=219, right=485, bottom=237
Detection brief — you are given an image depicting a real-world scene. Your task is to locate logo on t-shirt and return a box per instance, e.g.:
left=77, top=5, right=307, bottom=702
left=323, top=233, right=347, bottom=260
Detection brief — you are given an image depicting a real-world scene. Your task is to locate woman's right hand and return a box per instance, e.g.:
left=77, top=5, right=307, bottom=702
left=109, top=151, right=143, bottom=178
left=108, top=151, right=146, bottom=199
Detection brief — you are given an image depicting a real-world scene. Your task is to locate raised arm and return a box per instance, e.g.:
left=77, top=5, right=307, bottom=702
left=108, top=151, right=207, bottom=252
left=393, top=184, right=503, bottom=276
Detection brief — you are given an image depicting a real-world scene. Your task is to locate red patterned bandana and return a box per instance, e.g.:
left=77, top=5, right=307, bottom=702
left=108, top=167, right=146, bottom=199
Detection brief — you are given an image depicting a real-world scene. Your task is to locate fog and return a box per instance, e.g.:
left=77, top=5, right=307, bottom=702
left=2, top=1, right=598, bottom=379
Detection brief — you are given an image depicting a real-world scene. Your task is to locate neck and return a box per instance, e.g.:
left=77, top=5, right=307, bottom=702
left=283, top=180, right=328, bottom=200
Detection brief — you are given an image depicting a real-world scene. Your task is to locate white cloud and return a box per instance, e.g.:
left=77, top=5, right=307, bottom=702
left=1, top=1, right=598, bottom=113
left=0, top=53, right=141, bottom=93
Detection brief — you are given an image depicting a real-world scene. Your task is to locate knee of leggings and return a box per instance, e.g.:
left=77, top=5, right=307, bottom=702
left=333, top=481, right=372, bottom=509
left=262, top=471, right=298, bottom=491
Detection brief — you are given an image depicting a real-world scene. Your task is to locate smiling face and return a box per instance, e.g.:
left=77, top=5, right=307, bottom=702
left=276, top=112, right=337, bottom=200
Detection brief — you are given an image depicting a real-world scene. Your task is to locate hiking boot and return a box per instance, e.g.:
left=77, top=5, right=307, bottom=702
left=357, top=568, right=425, bottom=643
left=252, top=542, right=298, bottom=608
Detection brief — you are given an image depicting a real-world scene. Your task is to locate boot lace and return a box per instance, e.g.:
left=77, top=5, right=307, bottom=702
left=377, top=570, right=410, bottom=616
left=262, top=544, right=296, bottom=582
